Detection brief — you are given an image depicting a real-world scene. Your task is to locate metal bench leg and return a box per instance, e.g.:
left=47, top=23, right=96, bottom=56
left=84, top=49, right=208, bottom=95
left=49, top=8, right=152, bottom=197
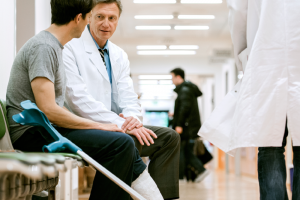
left=48, top=186, right=56, bottom=200
left=59, top=159, right=78, bottom=200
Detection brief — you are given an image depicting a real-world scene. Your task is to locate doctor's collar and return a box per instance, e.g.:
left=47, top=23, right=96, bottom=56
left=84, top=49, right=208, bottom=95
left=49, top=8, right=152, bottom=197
left=87, top=24, right=109, bottom=52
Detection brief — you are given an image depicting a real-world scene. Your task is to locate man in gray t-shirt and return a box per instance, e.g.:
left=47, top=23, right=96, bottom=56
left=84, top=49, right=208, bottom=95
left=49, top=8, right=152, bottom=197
left=6, top=31, right=65, bottom=143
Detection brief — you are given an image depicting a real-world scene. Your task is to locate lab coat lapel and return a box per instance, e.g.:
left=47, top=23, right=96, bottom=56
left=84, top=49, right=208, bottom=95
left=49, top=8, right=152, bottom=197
left=82, top=26, right=110, bottom=83
left=108, top=41, right=120, bottom=81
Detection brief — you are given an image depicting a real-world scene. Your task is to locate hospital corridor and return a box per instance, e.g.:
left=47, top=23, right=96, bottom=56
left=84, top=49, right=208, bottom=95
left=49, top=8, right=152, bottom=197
left=0, top=0, right=299, bottom=200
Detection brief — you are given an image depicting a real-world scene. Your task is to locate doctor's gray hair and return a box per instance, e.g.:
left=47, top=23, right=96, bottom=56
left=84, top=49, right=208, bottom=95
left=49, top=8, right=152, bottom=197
left=94, top=0, right=123, bottom=15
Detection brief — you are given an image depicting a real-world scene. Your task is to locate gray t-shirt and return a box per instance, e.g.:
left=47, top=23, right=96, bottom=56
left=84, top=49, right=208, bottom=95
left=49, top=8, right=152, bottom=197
left=6, top=31, right=65, bottom=143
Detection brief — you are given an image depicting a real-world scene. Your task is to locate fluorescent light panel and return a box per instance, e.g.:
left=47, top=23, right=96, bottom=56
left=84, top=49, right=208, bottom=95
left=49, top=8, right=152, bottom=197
left=137, top=50, right=196, bottom=55
left=169, top=45, right=199, bottom=50
left=139, top=85, right=175, bottom=90
left=174, top=26, right=209, bottom=30
left=135, top=15, right=174, bottom=19
left=141, top=95, right=173, bottom=100
left=159, top=80, right=173, bottom=84
left=134, top=15, right=215, bottom=20
left=140, top=91, right=174, bottom=95
left=137, top=45, right=167, bottom=50
left=181, top=0, right=222, bottom=3
left=139, top=75, right=172, bottom=80
left=178, top=15, right=215, bottom=19
left=136, top=26, right=171, bottom=30
left=139, top=80, right=173, bottom=85
left=134, top=0, right=176, bottom=3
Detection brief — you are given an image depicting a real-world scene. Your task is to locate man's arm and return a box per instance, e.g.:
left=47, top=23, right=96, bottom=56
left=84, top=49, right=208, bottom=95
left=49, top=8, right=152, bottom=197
left=227, top=0, right=248, bottom=72
left=31, top=77, right=123, bottom=132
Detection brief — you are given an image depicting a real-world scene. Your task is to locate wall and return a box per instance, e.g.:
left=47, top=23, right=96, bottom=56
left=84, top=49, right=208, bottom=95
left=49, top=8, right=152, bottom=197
left=0, top=1, right=16, bottom=99
left=16, top=0, right=35, bottom=52
left=35, top=0, right=51, bottom=34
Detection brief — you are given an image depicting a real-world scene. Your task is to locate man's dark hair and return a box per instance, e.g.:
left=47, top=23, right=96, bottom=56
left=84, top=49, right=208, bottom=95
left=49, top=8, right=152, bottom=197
left=171, top=68, right=185, bottom=80
left=51, top=0, right=95, bottom=25
left=94, top=0, right=123, bottom=15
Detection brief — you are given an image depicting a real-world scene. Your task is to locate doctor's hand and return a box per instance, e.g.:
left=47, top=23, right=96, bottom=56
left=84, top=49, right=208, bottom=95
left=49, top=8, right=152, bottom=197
left=175, top=126, right=183, bottom=134
left=119, top=113, right=143, bottom=131
left=126, top=127, right=157, bottom=146
left=99, top=123, right=125, bottom=133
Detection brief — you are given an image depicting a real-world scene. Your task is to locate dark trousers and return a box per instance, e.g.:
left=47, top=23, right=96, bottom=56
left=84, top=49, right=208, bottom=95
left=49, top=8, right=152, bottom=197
left=132, top=126, right=181, bottom=200
left=258, top=124, right=300, bottom=200
left=179, top=138, right=205, bottom=180
left=13, top=126, right=146, bottom=200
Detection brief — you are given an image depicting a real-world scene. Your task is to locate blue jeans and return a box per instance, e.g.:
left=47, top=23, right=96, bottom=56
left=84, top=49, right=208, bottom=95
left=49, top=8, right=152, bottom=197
left=258, top=124, right=300, bottom=200
left=13, top=126, right=146, bottom=200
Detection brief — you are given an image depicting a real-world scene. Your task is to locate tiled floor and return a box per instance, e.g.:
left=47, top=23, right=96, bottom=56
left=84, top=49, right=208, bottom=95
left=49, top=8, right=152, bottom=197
left=179, top=171, right=260, bottom=200
left=79, top=170, right=292, bottom=200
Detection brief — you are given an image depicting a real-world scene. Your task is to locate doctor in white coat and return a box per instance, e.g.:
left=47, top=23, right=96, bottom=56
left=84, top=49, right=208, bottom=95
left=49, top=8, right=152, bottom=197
left=199, top=0, right=300, bottom=199
left=63, top=1, right=180, bottom=199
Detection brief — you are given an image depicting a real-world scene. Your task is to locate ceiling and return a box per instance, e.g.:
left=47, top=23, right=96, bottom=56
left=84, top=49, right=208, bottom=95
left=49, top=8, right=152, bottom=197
left=110, top=0, right=233, bottom=58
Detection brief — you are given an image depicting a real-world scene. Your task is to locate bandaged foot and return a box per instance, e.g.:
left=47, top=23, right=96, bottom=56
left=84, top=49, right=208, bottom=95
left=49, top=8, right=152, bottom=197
left=131, top=170, right=164, bottom=200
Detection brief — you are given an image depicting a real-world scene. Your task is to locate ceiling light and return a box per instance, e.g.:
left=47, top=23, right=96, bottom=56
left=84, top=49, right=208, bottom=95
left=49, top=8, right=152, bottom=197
left=135, top=15, right=174, bottom=19
left=140, top=90, right=174, bottom=95
left=136, top=26, right=172, bottom=30
left=139, top=80, right=159, bottom=85
left=134, top=0, right=176, bottom=3
left=137, top=45, right=167, bottom=50
left=174, top=26, right=209, bottom=30
left=178, top=15, right=215, bottom=19
left=140, top=95, right=173, bottom=100
left=181, top=0, right=222, bottom=3
left=139, top=75, right=172, bottom=80
left=140, top=85, right=175, bottom=90
left=137, top=50, right=196, bottom=55
left=169, top=45, right=199, bottom=50
left=139, top=80, right=173, bottom=85
left=159, top=80, right=173, bottom=84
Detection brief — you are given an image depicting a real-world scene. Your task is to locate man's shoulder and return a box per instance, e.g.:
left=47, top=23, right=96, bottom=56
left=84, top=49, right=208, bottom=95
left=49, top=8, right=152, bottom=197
left=179, top=85, right=193, bottom=95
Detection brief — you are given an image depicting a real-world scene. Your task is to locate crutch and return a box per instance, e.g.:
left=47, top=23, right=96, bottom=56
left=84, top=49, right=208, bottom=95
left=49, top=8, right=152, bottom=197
left=13, top=100, right=146, bottom=200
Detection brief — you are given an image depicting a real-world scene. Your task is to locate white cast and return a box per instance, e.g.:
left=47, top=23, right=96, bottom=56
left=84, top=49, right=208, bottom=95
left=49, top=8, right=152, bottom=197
left=63, top=26, right=142, bottom=128
left=199, top=0, right=300, bottom=154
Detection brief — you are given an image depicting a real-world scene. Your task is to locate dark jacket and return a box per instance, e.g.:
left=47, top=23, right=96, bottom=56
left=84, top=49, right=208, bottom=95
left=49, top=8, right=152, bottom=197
left=173, top=81, right=202, bottom=139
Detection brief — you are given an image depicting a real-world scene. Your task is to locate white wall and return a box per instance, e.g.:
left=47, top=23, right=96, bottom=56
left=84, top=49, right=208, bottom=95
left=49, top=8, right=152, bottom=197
left=35, top=0, right=51, bottom=34
left=0, top=1, right=16, bottom=99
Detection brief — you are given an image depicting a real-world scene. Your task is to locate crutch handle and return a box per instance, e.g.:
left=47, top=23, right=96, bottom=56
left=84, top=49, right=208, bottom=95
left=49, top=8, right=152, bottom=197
left=43, top=141, right=66, bottom=153
left=42, top=137, right=82, bottom=153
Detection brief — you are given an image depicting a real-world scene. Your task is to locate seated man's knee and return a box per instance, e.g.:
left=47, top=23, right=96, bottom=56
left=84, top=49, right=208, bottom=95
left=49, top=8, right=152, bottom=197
left=165, top=128, right=181, bottom=147
left=116, top=133, right=135, bottom=150
left=170, top=128, right=181, bottom=142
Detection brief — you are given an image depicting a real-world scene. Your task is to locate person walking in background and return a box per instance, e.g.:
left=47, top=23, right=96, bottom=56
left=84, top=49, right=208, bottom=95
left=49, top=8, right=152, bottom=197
left=170, top=68, right=209, bottom=182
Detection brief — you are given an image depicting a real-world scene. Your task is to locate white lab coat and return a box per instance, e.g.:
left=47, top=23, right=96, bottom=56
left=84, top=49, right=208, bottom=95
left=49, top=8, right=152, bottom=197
left=199, top=0, right=300, bottom=155
left=63, top=27, right=142, bottom=128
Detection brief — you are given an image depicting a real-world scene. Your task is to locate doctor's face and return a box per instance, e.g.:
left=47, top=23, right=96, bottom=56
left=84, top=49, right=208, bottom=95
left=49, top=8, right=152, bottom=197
left=89, top=3, right=120, bottom=43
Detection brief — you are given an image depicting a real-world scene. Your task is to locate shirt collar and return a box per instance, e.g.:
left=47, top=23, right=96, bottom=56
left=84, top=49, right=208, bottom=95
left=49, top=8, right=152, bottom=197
left=87, top=24, right=109, bottom=53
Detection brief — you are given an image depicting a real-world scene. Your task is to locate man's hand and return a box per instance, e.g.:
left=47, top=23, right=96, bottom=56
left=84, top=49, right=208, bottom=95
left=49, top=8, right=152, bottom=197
left=126, top=127, right=157, bottom=146
left=99, top=124, right=125, bottom=133
left=119, top=113, right=143, bottom=131
left=175, top=126, right=183, bottom=134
